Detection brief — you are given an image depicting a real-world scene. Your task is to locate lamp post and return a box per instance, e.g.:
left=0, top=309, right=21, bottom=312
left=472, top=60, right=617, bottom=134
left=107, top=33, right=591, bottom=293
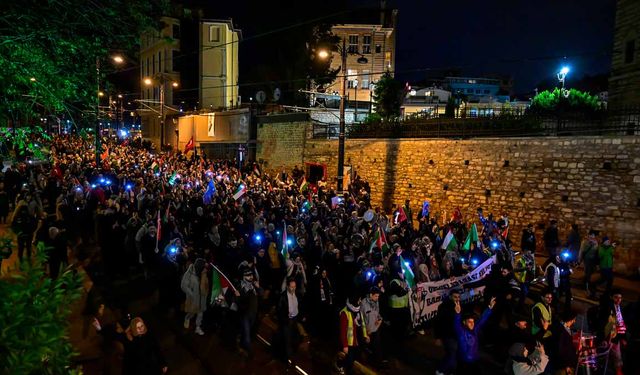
left=557, top=66, right=570, bottom=89
left=144, top=74, right=178, bottom=149
left=95, top=55, right=123, bottom=165
left=318, top=39, right=368, bottom=193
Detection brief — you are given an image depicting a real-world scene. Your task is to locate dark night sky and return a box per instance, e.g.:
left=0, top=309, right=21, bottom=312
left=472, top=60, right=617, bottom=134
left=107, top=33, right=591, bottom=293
left=370, top=0, right=617, bottom=94
left=180, top=0, right=617, bottom=96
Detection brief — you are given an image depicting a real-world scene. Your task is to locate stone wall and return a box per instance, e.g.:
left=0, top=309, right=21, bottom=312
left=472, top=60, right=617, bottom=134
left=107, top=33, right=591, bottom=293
left=257, top=121, right=640, bottom=275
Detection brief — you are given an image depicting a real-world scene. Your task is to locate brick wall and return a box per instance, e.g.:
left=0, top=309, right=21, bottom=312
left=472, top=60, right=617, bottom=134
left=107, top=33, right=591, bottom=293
left=257, top=121, right=640, bottom=275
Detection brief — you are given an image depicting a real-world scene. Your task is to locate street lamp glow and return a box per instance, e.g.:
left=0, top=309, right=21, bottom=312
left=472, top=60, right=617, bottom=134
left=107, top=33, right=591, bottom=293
left=98, top=91, right=105, bottom=97
left=172, top=81, right=179, bottom=88
left=30, top=77, right=36, bottom=82
left=112, top=55, right=124, bottom=64
left=144, top=78, right=152, bottom=85
left=317, top=50, right=330, bottom=59
left=117, top=94, right=123, bottom=99
left=560, top=66, right=570, bottom=75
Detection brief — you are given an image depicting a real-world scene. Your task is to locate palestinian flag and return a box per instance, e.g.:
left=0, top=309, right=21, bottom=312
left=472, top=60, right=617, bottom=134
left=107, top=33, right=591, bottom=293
left=299, top=177, right=309, bottom=193
left=281, top=223, right=289, bottom=262
left=210, top=267, right=232, bottom=303
left=232, top=183, right=247, bottom=200
left=150, top=161, right=159, bottom=174
left=400, top=255, right=415, bottom=288
left=369, top=227, right=390, bottom=255
left=462, top=223, right=480, bottom=252
left=441, top=230, right=458, bottom=252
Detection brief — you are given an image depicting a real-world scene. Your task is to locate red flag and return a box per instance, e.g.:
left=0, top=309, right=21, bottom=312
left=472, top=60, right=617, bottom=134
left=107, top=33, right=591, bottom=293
left=100, top=145, right=109, bottom=161
left=184, top=138, right=194, bottom=153
left=395, top=207, right=408, bottom=224
left=452, top=207, right=463, bottom=223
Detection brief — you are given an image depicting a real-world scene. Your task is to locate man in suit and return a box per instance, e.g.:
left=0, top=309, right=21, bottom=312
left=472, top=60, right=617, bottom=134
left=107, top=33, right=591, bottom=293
left=549, top=309, right=578, bottom=375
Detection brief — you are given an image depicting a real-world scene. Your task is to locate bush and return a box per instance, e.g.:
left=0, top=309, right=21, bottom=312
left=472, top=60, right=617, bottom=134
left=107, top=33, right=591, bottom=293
left=0, top=239, right=83, bottom=374
left=529, top=88, right=601, bottom=114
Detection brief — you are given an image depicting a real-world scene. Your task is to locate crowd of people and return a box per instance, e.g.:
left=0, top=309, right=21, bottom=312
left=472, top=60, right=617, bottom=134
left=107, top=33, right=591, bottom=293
left=1, top=133, right=639, bottom=375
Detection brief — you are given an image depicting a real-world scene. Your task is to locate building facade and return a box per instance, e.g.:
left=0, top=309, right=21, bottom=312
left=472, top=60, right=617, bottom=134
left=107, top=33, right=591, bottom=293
left=608, top=0, right=640, bottom=108
left=138, top=8, right=241, bottom=147
left=324, top=19, right=396, bottom=114
left=199, top=20, right=241, bottom=110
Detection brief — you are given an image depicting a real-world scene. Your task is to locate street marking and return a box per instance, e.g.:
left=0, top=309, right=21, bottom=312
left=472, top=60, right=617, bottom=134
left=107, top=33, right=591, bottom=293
left=256, top=333, right=271, bottom=347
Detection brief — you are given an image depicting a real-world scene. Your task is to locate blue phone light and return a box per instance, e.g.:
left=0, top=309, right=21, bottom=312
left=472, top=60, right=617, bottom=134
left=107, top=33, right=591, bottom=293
left=286, top=239, right=293, bottom=246
left=471, top=258, right=479, bottom=265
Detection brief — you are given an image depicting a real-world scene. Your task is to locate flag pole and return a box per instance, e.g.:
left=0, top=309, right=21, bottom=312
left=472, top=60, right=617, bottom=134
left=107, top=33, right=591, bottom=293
left=208, top=262, right=239, bottom=293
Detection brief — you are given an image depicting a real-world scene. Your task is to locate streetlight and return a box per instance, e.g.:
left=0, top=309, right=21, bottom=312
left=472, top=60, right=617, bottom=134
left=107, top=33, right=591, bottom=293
left=557, top=66, right=570, bottom=89
left=144, top=74, right=179, bottom=148
left=96, top=54, right=123, bottom=165
left=317, top=39, right=368, bottom=194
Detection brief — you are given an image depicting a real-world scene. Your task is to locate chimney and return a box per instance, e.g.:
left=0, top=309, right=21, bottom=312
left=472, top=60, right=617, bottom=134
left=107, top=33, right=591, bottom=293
left=380, top=0, right=387, bottom=26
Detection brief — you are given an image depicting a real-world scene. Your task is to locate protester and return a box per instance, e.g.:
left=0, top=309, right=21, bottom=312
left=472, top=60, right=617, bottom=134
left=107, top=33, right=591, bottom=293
left=118, top=317, right=168, bottom=375
left=338, top=294, right=367, bottom=375
left=435, top=289, right=462, bottom=375
left=594, top=236, right=615, bottom=297
left=549, top=309, right=578, bottom=375
left=181, top=258, right=209, bottom=336
left=361, top=286, right=386, bottom=367
left=531, top=291, right=553, bottom=340
left=506, top=341, right=549, bottom=375
left=579, top=230, right=599, bottom=299
left=599, top=291, right=627, bottom=375
left=453, top=296, right=496, bottom=374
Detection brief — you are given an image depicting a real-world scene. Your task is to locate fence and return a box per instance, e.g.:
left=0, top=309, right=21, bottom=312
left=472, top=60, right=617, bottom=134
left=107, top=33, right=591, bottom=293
left=311, top=108, right=640, bottom=139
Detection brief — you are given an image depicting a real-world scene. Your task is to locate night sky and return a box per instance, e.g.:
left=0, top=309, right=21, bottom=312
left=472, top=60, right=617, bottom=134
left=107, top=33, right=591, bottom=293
left=172, top=0, right=617, bottom=97
left=390, top=0, right=617, bottom=94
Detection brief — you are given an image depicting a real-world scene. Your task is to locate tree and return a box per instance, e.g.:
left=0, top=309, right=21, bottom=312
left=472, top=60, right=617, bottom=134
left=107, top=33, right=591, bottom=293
left=307, top=24, right=341, bottom=90
left=372, top=71, right=403, bottom=121
left=0, top=239, right=83, bottom=374
left=0, top=0, right=167, bottom=128
left=529, top=88, right=601, bottom=114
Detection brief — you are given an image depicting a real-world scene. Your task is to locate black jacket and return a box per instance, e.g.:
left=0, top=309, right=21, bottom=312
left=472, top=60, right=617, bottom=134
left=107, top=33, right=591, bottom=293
left=549, top=321, right=578, bottom=370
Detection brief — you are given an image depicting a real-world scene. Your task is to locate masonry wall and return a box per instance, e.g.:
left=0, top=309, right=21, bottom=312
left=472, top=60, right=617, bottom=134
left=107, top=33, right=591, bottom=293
left=257, top=121, right=640, bottom=275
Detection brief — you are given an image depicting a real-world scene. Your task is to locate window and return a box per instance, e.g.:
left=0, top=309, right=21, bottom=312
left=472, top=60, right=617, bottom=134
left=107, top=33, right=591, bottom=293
left=210, top=26, right=220, bottom=42
left=625, top=39, right=636, bottom=64
left=347, top=69, right=358, bottom=88
left=375, top=44, right=381, bottom=53
left=172, top=24, right=180, bottom=39
left=362, top=35, right=371, bottom=54
left=476, top=89, right=482, bottom=94
left=361, top=70, right=370, bottom=89
left=146, top=57, right=150, bottom=77
left=484, top=89, right=490, bottom=94
left=152, top=54, right=156, bottom=74
left=467, top=89, right=474, bottom=94
left=348, top=35, right=359, bottom=54
left=384, top=51, right=391, bottom=68
left=158, top=51, right=162, bottom=73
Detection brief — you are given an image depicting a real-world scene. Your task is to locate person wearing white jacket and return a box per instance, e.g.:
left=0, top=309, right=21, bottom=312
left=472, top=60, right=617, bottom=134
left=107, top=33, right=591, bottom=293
left=507, top=342, right=549, bottom=375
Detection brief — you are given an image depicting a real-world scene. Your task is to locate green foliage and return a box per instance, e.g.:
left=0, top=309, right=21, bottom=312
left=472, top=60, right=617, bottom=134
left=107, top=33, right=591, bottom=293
left=363, top=112, right=383, bottom=124
left=530, top=88, right=601, bottom=113
left=308, top=24, right=341, bottom=89
left=0, top=241, right=83, bottom=374
left=372, top=72, right=404, bottom=121
left=0, top=0, right=168, bottom=128
left=0, top=126, right=51, bottom=159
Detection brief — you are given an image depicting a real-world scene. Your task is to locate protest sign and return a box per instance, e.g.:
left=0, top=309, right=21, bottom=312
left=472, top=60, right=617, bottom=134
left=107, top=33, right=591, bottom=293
left=409, top=256, right=495, bottom=327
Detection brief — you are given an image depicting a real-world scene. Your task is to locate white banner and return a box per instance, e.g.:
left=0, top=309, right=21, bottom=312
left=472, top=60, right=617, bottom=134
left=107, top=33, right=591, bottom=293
left=207, top=114, right=215, bottom=137
left=409, top=256, right=495, bottom=327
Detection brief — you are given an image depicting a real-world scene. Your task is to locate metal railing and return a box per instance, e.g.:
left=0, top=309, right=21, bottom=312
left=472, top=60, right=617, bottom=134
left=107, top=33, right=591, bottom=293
left=311, top=108, right=640, bottom=139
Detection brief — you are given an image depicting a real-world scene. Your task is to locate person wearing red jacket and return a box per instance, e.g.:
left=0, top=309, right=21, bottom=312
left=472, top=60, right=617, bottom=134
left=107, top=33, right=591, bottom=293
left=338, top=295, right=368, bottom=375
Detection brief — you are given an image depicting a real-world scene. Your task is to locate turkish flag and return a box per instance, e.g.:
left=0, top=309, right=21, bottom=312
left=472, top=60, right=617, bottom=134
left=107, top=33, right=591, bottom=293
left=184, top=137, right=194, bottom=153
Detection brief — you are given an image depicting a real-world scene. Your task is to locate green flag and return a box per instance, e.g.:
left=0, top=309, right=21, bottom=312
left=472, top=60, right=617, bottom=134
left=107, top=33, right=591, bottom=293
left=462, top=223, right=479, bottom=252
left=400, top=255, right=415, bottom=288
